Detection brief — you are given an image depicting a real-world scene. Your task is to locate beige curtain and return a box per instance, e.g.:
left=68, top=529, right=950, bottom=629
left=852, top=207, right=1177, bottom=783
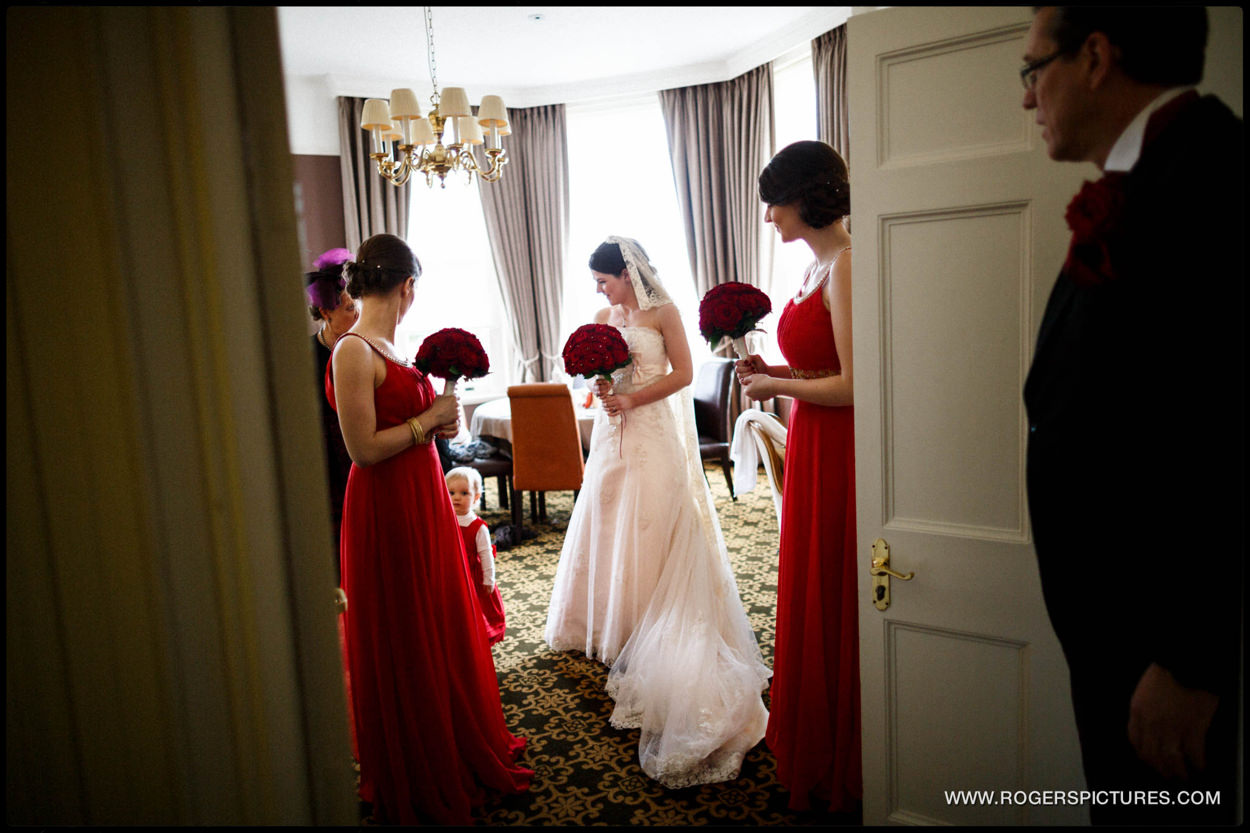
left=659, top=63, right=773, bottom=300
left=660, top=64, right=772, bottom=424
left=812, top=24, right=849, bottom=164
left=337, top=97, right=410, bottom=253
left=478, top=104, right=568, bottom=382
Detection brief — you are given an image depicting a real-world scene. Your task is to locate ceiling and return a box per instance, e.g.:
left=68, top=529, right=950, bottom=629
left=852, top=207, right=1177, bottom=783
left=278, top=6, right=853, bottom=107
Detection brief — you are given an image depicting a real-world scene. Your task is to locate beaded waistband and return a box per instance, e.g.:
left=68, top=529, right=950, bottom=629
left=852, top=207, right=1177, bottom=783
left=790, top=367, right=837, bottom=379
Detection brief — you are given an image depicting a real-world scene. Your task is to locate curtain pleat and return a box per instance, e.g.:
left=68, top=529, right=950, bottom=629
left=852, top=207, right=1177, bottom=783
left=658, top=64, right=773, bottom=300
left=660, top=64, right=772, bottom=425
left=812, top=25, right=849, bottom=164
left=478, top=104, right=569, bottom=382
left=337, top=97, right=410, bottom=253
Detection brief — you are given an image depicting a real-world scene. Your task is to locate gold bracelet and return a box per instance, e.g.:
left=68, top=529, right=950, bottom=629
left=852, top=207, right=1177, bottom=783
left=407, top=417, right=426, bottom=446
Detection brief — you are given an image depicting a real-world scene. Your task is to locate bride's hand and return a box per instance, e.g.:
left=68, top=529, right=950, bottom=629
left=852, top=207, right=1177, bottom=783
left=601, top=391, right=633, bottom=417
left=591, top=378, right=612, bottom=398
left=740, top=372, right=778, bottom=401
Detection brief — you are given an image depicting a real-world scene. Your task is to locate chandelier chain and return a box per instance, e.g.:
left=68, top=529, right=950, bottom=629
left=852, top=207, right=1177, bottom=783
left=423, top=6, right=439, bottom=105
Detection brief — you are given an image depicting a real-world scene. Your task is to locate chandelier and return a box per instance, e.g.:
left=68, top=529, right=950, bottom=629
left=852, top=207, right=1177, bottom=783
left=360, top=7, right=509, bottom=188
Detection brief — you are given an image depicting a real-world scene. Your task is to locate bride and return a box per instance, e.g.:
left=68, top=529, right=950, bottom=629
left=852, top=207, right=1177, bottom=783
left=544, top=236, right=770, bottom=788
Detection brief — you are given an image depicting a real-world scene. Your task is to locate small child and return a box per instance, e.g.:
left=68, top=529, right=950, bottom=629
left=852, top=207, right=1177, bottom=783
left=446, top=467, right=506, bottom=646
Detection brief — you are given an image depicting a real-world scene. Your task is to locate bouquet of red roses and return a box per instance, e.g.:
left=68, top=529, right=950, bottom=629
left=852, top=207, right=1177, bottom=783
left=414, top=327, right=490, bottom=394
left=698, top=282, right=772, bottom=358
left=562, top=323, right=632, bottom=381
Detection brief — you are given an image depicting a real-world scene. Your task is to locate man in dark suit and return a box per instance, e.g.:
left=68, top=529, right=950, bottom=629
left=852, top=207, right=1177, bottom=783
left=1021, top=6, right=1242, bottom=825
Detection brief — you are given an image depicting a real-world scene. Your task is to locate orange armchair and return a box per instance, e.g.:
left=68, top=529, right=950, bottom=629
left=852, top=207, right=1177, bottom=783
left=507, top=383, right=586, bottom=535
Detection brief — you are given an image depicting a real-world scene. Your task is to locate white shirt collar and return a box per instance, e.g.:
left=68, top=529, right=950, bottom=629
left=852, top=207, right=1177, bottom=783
left=1103, top=86, right=1194, bottom=172
left=456, top=510, right=478, bottom=527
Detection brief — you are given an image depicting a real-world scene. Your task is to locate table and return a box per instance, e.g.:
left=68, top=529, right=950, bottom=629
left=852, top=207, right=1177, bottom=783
left=469, top=395, right=598, bottom=453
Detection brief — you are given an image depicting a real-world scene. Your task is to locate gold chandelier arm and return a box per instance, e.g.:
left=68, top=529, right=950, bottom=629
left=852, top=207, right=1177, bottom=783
left=373, top=149, right=418, bottom=187
left=366, top=118, right=506, bottom=188
left=473, top=148, right=509, bottom=182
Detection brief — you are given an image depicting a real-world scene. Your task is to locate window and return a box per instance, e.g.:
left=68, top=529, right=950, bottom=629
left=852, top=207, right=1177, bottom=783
left=400, top=174, right=513, bottom=398
left=758, top=48, right=819, bottom=365
left=563, top=95, right=715, bottom=376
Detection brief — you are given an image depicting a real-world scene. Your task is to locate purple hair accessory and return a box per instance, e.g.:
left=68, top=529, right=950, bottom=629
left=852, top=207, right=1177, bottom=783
left=305, top=273, right=347, bottom=309
left=314, top=247, right=353, bottom=271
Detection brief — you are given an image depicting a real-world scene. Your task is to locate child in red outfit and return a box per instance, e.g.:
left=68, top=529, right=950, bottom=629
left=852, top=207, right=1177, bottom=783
left=446, top=467, right=506, bottom=645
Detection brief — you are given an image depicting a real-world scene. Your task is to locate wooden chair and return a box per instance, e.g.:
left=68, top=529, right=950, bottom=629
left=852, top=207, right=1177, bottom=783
left=748, top=414, right=786, bottom=524
left=507, top=383, right=585, bottom=536
left=730, top=407, right=787, bottom=524
left=693, top=357, right=736, bottom=498
left=466, top=455, right=511, bottom=511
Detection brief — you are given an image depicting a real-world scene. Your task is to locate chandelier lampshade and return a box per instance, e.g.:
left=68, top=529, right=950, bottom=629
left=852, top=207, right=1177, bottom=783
left=411, top=117, right=436, bottom=146
left=437, top=86, right=471, bottom=118
left=457, top=116, right=484, bottom=145
left=360, top=7, right=509, bottom=188
left=389, top=87, right=422, bottom=120
left=361, top=98, right=393, bottom=132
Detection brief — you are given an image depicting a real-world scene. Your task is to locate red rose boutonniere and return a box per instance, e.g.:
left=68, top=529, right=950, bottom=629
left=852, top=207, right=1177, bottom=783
left=1063, top=173, right=1127, bottom=288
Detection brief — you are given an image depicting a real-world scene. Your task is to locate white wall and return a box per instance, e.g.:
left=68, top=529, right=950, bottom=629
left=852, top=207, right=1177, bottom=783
left=285, top=74, right=341, bottom=156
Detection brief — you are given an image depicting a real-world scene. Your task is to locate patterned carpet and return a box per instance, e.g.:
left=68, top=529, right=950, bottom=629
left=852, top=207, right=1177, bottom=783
left=361, top=463, right=861, bottom=827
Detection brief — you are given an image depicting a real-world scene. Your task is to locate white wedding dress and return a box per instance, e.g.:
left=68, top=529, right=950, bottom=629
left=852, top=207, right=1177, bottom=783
left=544, top=324, right=771, bottom=788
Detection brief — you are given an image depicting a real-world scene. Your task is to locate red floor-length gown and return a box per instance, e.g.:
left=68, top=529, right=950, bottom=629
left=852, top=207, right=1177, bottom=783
left=459, top=516, right=507, bottom=645
left=327, top=333, right=531, bottom=825
left=766, top=261, right=861, bottom=812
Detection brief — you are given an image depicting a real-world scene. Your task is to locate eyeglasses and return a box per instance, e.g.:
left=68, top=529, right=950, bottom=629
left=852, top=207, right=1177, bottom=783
left=1019, top=49, right=1067, bottom=91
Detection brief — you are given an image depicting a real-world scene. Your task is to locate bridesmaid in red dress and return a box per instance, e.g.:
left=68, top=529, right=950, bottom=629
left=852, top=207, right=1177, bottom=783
left=328, top=233, right=531, bottom=824
left=737, top=141, right=860, bottom=814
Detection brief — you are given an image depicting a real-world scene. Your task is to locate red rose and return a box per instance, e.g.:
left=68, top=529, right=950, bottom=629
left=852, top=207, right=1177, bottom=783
left=563, top=323, right=632, bottom=380
left=1063, top=174, right=1126, bottom=287
left=712, top=304, right=739, bottom=331
left=414, top=328, right=490, bottom=380
left=698, top=282, right=772, bottom=346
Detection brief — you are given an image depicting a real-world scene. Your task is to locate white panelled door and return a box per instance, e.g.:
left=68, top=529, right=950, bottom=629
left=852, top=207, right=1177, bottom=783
left=847, top=7, right=1093, bottom=825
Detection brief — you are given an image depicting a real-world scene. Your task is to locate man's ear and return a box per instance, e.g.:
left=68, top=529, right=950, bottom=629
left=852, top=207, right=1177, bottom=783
left=1084, top=31, right=1119, bottom=91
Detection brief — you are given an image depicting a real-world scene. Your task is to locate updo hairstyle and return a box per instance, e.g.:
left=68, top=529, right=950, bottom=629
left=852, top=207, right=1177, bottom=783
left=344, top=233, right=422, bottom=299
left=588, top=238, right=654, bottom=277
left=588, top=241, right=627, bottom=276
left=758, top=140, right=850, bottom=229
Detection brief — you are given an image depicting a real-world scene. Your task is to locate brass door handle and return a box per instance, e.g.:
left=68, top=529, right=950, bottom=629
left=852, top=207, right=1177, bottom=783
left=869, top=559, right=915, bottom=581
left=869, top=538, right=914, bottom=611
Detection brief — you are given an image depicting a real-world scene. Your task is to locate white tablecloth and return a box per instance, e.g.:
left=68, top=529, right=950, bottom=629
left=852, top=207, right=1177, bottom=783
left=469, top=396, right=598, bottom=452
